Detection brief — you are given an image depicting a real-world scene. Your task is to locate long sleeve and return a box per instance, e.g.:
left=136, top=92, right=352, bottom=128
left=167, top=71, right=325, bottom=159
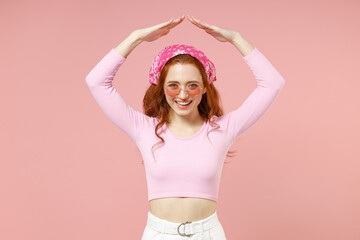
left=85, top=49, right=152, bottom=144
left=226, top=47, right=285, bottom=141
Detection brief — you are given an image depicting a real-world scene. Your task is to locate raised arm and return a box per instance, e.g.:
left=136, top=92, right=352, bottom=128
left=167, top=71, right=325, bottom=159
left=226, top=42, right=285, bottom=141
left=85, top=33, right=149, bottom=144
left=85, top=17, right=186, bottom=144
left=186, top=16, right=285, bottom=141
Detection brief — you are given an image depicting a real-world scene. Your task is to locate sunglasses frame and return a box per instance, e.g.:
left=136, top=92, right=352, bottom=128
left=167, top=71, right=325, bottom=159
left=164, top=83, right=205, bottom=97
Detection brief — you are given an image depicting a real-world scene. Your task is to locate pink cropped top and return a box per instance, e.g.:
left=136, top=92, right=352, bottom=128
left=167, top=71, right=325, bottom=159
left=85, top=47, right=285, bottom=202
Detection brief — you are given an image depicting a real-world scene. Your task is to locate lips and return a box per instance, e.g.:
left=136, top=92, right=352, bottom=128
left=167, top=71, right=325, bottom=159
left=175, top=100, right=192, bottom=109
left=175, top=100, right=192, bottom=105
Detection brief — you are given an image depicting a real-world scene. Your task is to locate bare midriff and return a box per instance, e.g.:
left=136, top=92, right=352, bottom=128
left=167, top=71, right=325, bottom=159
left=149, top=197, right=217, bottom=223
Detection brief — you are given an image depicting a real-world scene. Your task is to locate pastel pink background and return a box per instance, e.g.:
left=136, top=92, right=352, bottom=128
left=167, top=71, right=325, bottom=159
left=1, top=0, right=359, bottom=239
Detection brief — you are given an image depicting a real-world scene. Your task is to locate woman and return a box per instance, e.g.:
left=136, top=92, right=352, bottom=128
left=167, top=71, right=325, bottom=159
left=85, top=15, right=285, bottom=240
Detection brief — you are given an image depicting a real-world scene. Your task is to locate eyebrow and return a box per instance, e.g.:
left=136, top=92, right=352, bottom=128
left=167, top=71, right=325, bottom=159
left=166, top=80, right=200, bottom=83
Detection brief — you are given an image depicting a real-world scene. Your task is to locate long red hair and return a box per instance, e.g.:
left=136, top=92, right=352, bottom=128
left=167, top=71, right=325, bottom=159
left=142, top=54, right=235, bottom=165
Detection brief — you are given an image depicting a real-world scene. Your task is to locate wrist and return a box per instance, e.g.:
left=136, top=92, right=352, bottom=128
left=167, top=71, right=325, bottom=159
left=129, top=31, right=143, bottom=46
left=230, top=32, right=243, bottom=45
left=114, top=33, right=142, bottom=58
left=230, top=33, right=255, bottom=57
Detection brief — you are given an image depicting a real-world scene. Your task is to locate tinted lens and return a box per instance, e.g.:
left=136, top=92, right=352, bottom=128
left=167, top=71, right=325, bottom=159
left=187, top=84, right=201, bottom=96
left=165, top=84, right=201, bottom=96
left=165, top=85, right=180, bottom=97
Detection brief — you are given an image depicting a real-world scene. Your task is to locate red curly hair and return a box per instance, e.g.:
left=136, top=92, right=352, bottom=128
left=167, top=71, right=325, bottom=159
left=142, top=54, right=236, bottom=165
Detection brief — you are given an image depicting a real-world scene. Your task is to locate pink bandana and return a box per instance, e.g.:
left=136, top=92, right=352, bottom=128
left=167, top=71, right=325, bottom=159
left=149, top=44, right=217, bottom=85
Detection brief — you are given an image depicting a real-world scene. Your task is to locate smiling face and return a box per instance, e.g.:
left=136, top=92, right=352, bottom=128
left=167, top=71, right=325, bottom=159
left=164, top=63, right=207, bottom=120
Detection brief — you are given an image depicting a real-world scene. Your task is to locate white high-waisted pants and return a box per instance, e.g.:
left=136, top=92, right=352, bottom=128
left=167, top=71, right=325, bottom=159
left=141, top=210, right=227, bottom=240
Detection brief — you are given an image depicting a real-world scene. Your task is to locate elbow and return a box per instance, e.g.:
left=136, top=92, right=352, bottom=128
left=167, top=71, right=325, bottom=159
left=267, top=72, right=285, bottom=91
left=85, top=75, right=96, bottom=88
left=278, top=77, right=285, bottom=90
left=274, top=74, right=285, bottom=90
left=85, top=78, right=92, bottom=88
left=268, top=77, right=285, bottom=93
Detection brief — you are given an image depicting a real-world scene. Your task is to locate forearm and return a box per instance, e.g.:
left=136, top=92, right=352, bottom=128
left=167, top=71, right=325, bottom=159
left=231, top=32, right=255, bottom=57
left=114, top=32, right=143, bottom=58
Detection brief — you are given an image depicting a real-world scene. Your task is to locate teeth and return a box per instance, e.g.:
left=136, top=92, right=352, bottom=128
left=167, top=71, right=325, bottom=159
left=176, top=101, right=191, bottom=106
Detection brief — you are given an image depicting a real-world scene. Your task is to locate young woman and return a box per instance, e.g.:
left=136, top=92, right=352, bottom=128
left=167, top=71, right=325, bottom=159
left=85, top=15, right=285, bottom=240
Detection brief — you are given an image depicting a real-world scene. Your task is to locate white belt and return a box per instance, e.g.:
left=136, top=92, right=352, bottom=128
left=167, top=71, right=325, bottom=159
left=146, top=211, right=219, bottom=237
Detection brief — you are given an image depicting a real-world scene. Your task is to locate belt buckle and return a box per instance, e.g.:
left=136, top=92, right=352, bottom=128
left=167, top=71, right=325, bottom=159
left=177, top=221, right=193, bottom=237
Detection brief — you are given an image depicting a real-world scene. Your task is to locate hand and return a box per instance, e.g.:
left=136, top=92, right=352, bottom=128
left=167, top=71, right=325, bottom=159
left=187, top=15, right=240, bottom=43
left=132, top=15, right=185, bottom=42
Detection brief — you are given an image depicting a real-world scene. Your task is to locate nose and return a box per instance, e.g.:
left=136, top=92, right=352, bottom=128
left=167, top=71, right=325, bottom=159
left=178, top=87, right=189, bottom=98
